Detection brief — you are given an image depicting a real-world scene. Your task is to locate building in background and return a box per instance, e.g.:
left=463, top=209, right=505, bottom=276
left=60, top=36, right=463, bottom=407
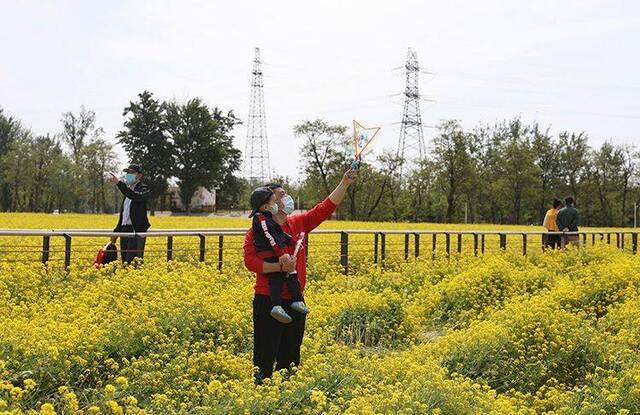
left=157, top=186, right=217, bottom=213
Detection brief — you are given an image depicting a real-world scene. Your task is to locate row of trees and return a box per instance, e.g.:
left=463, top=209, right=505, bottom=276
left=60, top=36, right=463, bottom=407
left=0, top=91, right=243, bottom=214
left=0, top=106, right=119, bottom=213
left=294, top=118, right=638, bottom=227
left=2, top=97, right=637, bottom=226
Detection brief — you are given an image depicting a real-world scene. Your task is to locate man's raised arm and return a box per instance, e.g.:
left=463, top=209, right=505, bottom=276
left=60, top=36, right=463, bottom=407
left=302, top=169, right=358, bottom=233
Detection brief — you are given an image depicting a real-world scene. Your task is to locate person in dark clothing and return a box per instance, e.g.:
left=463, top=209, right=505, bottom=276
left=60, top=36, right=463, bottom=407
left=109, top=164, right=151, bottom=264
left=249, top=187, right=309, bottom=324
left=556, top=196, right=580, bottom=247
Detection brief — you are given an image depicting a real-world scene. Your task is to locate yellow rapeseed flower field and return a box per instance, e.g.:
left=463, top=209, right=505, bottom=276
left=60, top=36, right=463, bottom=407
left=0, top=213, right=639, bottom=414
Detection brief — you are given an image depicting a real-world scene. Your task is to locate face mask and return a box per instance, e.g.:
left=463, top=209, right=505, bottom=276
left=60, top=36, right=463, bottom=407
left=125, top=173, right=137, bottom=184
left=281, top=195, right=295, bottom=215
left=269, top=203, right=279, bottom=215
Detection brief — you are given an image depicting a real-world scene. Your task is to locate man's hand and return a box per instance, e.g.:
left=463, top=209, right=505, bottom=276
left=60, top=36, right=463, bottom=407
left=281, top=257, right=296, bottom=273
left=329, top=168, right=359, bottom=206
left=342, top=169, right=358, bottom=186
left=108, top=172, right=120, bottom=185
left=278, top=253, right=292, bottom=264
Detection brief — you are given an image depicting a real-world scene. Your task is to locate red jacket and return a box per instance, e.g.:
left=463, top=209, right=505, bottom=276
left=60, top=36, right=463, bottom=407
left=244, top=197, right=337, bottom=299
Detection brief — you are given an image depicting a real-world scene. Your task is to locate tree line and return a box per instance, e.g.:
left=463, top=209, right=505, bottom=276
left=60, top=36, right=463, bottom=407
left=293, top=118, right=638, bottom=227
left=0, top=91, right=242, bottom=214
left=1, top=95, right=637, bottom=226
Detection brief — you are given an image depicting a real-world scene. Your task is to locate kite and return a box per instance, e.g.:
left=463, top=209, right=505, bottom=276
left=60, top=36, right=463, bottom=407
left=351, top=120, right=380, bottom=169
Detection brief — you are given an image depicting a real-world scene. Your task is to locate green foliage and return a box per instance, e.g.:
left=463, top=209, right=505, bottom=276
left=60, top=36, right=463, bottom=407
left=165, top=98, right=241, bottom=214
left=118, top=91, right=173, bottom=210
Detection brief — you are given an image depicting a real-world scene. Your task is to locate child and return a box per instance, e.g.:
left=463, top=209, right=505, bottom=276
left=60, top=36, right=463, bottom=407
left=249, top=187, right=310, bottom=323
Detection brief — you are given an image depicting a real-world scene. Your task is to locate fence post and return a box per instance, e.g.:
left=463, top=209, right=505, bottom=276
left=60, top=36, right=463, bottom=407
left=198, top=234, right=206, bottom=262
left=499, top=233, right=507, bottom=250
left=473, top=233, right=479, bottom=256
left=414, top=233, right=420, bottom=258
left=167, top=236, right=173, bottom=261
left=633, top=233, right=638, bottom=254
left=41, top=235, right=50, bottom=265
left=621, top=233, right=625, bottom=250
left=218, top=235, right=224, bottom=271
left=582, top=233, right=587, bottom=246
left=304, top=233, right=309, bottom=264
left=592, top=233, right=596, bottom=246
left=445, top=233, right=451, bottom=257
left=380, top=233, right=386, bottom=267
left=457, top=233, right=462, bottom=254
left=404, top=234, right=409, bottom=261
left=432, top=233, right=437, bottom=259
left=340, top=231, right=349, bottom=274
left=522, top=234, right=527, bottom=256
left=374, top=233, right=379, bottom=264
left=64, top=234, right=72, bottom=269
left=481, top=234, right=486, bottom=254
left=616, top=233, right=621, bottom=249
left=607, top=233, right=611, bottom=244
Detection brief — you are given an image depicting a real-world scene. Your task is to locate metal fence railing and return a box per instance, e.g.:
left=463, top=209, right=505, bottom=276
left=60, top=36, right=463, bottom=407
left=0, top=229, right=636, bottom=274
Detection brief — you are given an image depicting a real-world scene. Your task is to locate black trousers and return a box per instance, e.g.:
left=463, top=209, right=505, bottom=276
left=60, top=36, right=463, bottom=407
left=264, top=257, right=303, bottom=306
left=544, top=233, right=561, bottom=249
left=253, top=294, right=306, bottom=383
left=119, top=225, right=146, bottom=264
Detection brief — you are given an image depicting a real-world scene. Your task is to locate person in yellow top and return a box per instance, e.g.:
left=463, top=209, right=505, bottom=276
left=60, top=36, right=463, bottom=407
left=543, top=198, right=563, bottom=249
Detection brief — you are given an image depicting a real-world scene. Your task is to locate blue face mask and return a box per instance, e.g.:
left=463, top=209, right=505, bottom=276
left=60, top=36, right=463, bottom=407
left=125, top=173, right=137, bottom=184
left=281, top=195, right=295, bottom=215
left=269, top=203, right=279, bottom=215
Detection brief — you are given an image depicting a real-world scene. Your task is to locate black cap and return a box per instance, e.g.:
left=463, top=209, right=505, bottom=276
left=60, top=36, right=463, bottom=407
left=249, top=187, right=274, bottom=218
left=123, top=164, right=143, bottom=174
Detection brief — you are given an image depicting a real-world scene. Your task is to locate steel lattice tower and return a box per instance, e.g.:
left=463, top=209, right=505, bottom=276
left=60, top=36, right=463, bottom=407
left=396, top=48, right=426, bottom=174
left=244, top=47, right=270, bottom=185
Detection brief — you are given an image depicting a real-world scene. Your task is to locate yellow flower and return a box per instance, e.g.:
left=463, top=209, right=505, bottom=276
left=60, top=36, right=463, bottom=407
left=23, top=378, right=37, bottom=391
left=39, top=402, right=56, bottom=415
left=106, top=400, right=123, bottom=415
left=115, top=376, right=129, bottom=388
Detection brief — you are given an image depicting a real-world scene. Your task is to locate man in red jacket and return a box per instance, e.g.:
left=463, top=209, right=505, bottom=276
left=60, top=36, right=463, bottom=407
left=244, top=169, right=357, bottom=383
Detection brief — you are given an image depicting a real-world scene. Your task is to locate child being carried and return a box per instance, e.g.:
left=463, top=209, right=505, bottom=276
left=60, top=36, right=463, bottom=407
left=249, top=187, right=310, bottom=323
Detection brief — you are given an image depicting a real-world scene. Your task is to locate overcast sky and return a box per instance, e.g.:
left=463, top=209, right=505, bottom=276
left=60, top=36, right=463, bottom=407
left=1, top=0, right=639, bottom=181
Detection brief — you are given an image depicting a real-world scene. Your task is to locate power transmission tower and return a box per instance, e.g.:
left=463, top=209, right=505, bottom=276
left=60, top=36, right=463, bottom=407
left=244, top=47, right=270, bottom=185
left=396, top=48, right=426, bottom=174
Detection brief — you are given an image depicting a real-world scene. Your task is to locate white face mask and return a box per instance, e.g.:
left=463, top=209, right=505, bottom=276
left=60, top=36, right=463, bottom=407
left=281, top=195, right=295, bottom=215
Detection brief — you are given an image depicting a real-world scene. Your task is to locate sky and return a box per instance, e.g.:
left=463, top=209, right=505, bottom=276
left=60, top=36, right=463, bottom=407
left=1, top=0, right=639, bottom=181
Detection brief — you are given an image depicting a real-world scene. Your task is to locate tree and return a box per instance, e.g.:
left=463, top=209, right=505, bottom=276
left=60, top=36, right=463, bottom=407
left=531, top=124, right=562, bottom=222
left=589, top=142, right=625, bottom=225
left=60, top=106, right=102, bottom=163
left=432, top=120, right=475, bottom=223
left=82, top=138, right=119, bottom=213
left=59, top=106, right=104, bottom=212
left=165, top=98, right=241, bottom=215
left=0, top=108, right=27, bottom=210
left=558, top=131, right=589, bottom=202
left=492, top=119, right=541, bottom=224
left=620, top=145, right=637, bottom=226
left=295, top=119, right=349, bottom=196
left=118, top=91, right=173, bottom=213
left=27, top=135, right=67, bottom=212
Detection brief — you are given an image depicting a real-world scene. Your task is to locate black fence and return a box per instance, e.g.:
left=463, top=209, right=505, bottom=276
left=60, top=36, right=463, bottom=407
left=0, top=229, right=636, bottom=274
